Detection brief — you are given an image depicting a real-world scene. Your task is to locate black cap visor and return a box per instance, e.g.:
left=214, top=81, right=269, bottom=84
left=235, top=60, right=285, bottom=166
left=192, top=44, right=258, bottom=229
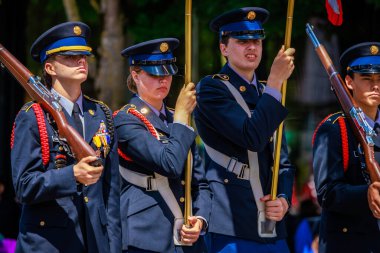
left=141, top=64, right=178, bottom=76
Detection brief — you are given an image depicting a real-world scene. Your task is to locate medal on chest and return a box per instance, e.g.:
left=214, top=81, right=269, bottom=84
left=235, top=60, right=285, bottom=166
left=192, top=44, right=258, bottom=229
left=92, top=120, right=111, bottom=158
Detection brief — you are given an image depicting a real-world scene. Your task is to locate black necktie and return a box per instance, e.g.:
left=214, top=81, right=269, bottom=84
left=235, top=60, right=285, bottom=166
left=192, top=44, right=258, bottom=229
left=374, top=123, right=380, bottom=135
left=72, top=103, right=84, bottom=137
left=159, top=112, right=167, bottom=124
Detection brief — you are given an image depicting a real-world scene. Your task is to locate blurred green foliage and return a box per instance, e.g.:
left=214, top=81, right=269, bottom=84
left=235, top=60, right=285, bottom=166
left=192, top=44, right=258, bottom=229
left=19, top=0, right=380, bottom=189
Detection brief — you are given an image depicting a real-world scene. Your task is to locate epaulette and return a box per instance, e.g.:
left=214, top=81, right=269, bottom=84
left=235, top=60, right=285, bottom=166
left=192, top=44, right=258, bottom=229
left=121, top=103, right=136, bottom=112
left=84, top=95, right=110, bottom=110
left=115, top=103, right=159, bottom=162
left=212, top=74, right=229, bottom=81
left=20, top=101, right=35, bottom=112
left=312, top=111, right=349, bottom=172
left=257, top=80, right=267, bottom=94
left=113, top=104, right=136, bottom=118
left=312, top=112, right=345, bottom=144
left=322, top=112, right=346, bottom=125
left=167, top=106, right=175, bottom=114
left=84, top=95, right=114, bottom=145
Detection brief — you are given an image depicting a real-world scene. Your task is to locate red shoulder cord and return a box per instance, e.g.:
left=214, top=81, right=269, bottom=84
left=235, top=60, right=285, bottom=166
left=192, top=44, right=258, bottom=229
left=312, top=114, right=333, bottom=146
left=11, top=104, right=50, bottom=166
left=337, top=117, right=349, bottom=172
left=113, top=108, right=159, bottom=162
left=312, top=113, right=349, bottom=172
left=10, top=122, right=16, bottom=150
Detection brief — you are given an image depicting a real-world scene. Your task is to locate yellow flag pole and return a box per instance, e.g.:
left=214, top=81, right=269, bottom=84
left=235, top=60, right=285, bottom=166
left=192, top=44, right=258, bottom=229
left=270, top=0, right=295, bottom=200
left=184, top=0, right=193, bottom=226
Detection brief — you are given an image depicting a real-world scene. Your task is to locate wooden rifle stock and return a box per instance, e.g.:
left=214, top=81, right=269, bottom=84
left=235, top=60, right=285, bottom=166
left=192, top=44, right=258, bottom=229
left=0, top=43, right=101, bottom=166
left=306, top=24, right=380, bottom=182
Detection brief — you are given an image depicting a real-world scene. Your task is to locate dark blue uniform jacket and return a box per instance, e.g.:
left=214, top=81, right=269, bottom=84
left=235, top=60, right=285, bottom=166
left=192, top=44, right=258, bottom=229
left=114, top=96, right=212, bottom=253
left=11, top=98, right=121, bottom=253
left=193, top=64, right=295, bottom=243
left=313, top=112, right=380, bottom=253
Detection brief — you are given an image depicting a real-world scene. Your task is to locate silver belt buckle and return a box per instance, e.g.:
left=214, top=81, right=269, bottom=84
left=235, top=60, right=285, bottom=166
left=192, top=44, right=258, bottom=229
left=237, top=164, right=248, bottom=179
left=146, top=175, right=154, bottom=191
left=227, top=157, right=238, bottom=173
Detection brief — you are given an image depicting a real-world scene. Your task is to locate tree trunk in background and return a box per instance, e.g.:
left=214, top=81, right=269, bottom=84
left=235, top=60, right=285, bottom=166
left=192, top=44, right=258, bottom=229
left=62, top=0, right=80, bottom=21
left=95, top=0, right=126, bottom=109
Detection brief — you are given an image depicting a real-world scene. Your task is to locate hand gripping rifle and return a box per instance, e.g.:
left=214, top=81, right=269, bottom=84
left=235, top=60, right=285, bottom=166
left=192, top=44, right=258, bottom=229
left=0, top=43, right=102, bottom=166
left=305, top=24, right=380, bottom=183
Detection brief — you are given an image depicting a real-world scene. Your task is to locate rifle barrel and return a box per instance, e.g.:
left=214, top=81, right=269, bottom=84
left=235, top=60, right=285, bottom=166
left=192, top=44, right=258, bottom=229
left=0, top=43, right=101, bottom=166
left=305, top=24, right=380, bottom=183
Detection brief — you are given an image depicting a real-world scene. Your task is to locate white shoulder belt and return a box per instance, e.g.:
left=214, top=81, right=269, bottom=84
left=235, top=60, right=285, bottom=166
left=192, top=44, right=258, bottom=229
left=204, top=79, right=276, bottom=237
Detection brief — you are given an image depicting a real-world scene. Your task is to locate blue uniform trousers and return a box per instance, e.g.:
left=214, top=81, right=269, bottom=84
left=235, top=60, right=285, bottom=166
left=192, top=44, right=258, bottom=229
left=123, top=246, right=180, bottom=253
left=205, top=233, right=290, bottom=253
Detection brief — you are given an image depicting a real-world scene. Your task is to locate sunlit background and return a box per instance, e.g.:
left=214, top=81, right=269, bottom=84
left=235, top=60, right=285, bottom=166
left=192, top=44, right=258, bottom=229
left=1, top=0, right=380, bottom=251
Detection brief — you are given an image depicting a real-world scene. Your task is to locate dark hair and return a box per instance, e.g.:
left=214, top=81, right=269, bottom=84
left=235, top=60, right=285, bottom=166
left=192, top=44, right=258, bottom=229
left=42, top=67, right=52, bottom=89
left=220, top=35, right=230, bottom=46
left=219, top=36, right=230, bottom=62
left=347, top=71, right=354, bottom=79
left=127, top=66, right=142, bottom=94
left=42, top=55, right=56, bottom=89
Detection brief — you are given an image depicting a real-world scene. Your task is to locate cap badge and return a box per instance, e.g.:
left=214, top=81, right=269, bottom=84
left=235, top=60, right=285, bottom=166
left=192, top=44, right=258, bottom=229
left=239, top=86, right=247, bottom=92
left=73, top=26, right=82, bottom=36
left=370, top=45, right=379, bottom=55
left=247, top=11, right=256, bottom=20
left=160, top=42, right=169, bottom=53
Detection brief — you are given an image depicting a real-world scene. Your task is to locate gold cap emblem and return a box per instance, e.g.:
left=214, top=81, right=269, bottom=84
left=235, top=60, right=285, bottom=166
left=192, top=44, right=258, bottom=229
left=73, top=26, right=82, bottom=36
left=88, top=109, right=95, bottom=115
left=247, top=11, right=256, bottom=20
left=239, top=86, right=247, bottom=92
left=370, top=45, right=379, bottom=55
left=160, top=42, right=169, bottom=53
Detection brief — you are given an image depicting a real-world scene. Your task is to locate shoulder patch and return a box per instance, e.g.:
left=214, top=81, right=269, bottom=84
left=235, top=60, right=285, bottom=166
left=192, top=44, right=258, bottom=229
left=212, top=74, right=229, bottom=81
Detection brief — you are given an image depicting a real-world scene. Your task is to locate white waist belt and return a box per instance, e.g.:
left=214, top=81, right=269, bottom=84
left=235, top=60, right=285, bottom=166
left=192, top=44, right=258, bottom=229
left=204, top=143, right=250, bottom=180
left=119, top=165, right=187, bottom=245
left=207, top=79, right=277, bottom=238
